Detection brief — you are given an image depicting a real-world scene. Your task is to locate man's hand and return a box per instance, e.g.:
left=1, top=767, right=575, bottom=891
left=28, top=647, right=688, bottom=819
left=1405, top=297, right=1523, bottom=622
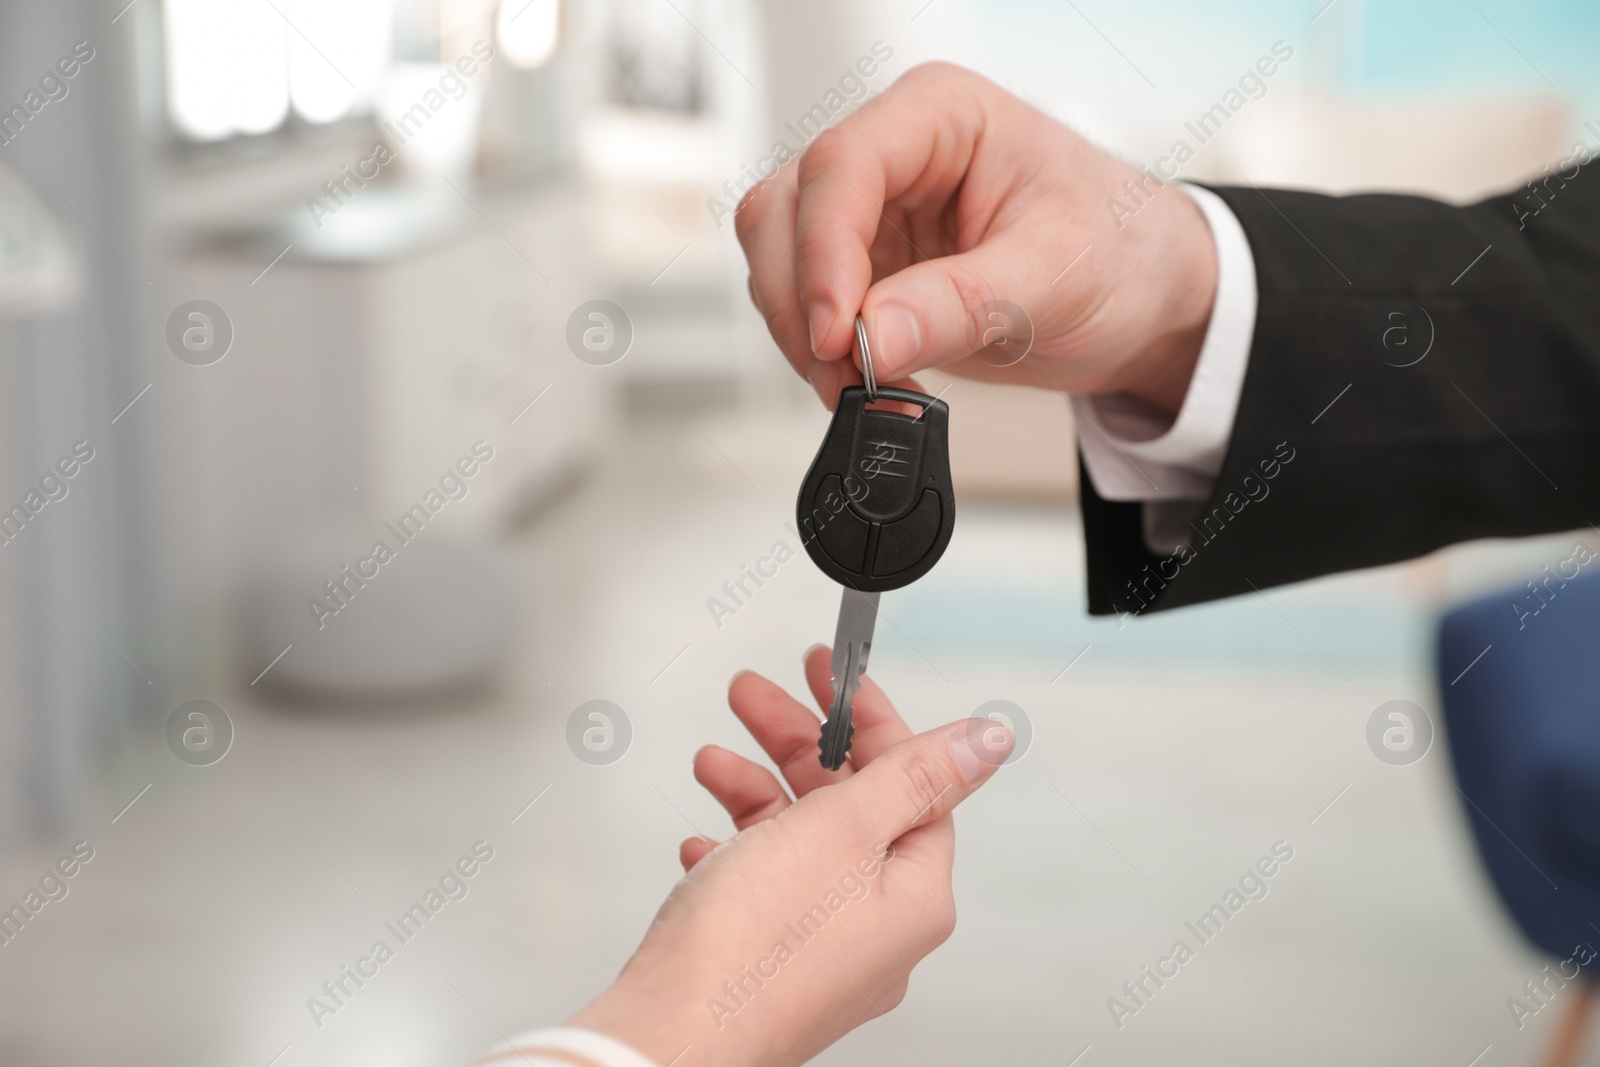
left=736, top=62, right=1218, bottom=416
left=567, top=646, right=1012, bottom=1067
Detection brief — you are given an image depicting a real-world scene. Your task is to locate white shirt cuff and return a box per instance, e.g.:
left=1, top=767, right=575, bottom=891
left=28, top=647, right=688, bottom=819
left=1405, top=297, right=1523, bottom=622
left=1073, top=183, right=1257, bottom=512
left=469, top=1027, right=661, bottom=1067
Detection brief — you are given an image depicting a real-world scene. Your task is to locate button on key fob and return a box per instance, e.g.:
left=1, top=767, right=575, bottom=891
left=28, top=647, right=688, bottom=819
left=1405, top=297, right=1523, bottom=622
left=796, top=385, right=955, bottom=593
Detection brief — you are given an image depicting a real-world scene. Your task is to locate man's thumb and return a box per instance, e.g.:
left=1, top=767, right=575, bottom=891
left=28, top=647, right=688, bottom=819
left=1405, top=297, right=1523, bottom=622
left=834, top=719, right=1013, bottom=842
left=859, top=242, right=1039, bottom=381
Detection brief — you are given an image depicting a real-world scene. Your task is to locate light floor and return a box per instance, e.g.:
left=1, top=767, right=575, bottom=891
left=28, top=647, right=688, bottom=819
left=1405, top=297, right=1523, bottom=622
left=0, top=408, right=1580, bottom=1067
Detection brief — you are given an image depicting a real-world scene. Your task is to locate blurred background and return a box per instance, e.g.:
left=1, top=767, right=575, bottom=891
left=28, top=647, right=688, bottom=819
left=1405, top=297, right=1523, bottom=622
left=1, top=0, right=1598, bottom=1064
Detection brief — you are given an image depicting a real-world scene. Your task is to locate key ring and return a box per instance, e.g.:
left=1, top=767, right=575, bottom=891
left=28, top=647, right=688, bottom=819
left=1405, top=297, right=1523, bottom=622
left=854, top=313, right=877, bottom=402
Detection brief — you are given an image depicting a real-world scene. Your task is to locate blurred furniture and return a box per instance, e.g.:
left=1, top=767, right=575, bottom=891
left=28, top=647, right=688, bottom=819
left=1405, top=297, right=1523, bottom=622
left=192, top=182, right=608, bottom=528
left=1438, top=571, right=1600, bottom=1065
left=168, top=180, right=612, bottom=694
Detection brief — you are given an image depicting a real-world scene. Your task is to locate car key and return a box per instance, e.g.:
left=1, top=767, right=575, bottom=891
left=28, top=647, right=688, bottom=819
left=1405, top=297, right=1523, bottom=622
left=798, top=315, right=955, bottom=770
left=819, top=587, right=878, bottom=771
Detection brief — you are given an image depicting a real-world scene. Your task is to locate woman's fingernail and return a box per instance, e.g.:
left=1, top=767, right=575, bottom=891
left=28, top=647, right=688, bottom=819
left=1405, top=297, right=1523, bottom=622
left=950, top=719, right=1013, bottom=782
left=872, top=304, right=922, bottom=377
left=809, top=301, right=836, bottom=355
left=803, top=643, right=829, bottom=663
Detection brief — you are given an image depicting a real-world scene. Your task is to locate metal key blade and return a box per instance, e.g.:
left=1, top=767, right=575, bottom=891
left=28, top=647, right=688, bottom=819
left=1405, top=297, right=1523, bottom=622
left=819, top=589, right=880, bottom=770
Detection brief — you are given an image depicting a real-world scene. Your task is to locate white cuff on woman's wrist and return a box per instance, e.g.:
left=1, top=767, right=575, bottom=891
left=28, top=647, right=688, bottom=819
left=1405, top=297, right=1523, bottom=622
left=470, top=1027, right=661, bottom=1067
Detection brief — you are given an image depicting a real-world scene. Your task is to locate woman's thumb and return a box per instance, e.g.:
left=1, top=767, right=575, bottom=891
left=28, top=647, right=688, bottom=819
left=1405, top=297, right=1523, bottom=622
left=830, top=719, right=1013, bottom=843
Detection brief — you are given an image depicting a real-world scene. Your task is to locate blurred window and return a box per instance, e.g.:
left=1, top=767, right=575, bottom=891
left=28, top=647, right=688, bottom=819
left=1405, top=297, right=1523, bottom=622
left=497, top=0, right=560, bottom=70
left=163, top=0, right=561, bottom=143
left=164, top=0, right=396, bottom=141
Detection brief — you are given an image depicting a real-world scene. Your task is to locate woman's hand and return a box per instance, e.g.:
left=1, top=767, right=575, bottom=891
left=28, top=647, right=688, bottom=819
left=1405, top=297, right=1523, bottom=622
left=567, top=646, right=1012, bottom=1067
left=736, top=62, right=1217, bottom=416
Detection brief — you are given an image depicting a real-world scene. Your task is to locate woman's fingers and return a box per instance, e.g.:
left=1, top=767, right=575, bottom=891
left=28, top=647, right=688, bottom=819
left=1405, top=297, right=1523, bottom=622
left=727, top=669, right=853, bottom=796
left=692, top=744, right=792, bottom=831
left=801, top=645, right=913, bottom=769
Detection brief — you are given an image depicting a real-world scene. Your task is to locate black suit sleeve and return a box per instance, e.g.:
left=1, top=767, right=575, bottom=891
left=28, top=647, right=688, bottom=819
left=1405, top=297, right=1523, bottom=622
left=1081, top=157, right=1600, bottom=616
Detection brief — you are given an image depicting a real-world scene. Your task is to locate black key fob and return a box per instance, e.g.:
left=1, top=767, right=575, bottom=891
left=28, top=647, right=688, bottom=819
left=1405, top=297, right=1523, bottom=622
left=796, top=386, right=955, bottom=593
